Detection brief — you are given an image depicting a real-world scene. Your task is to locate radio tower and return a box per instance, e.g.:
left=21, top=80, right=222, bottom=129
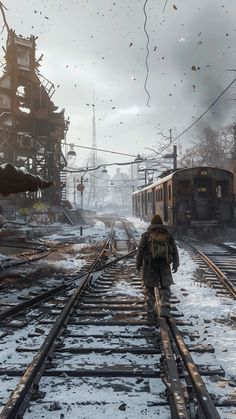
left=88, top=91, right=97, bottom=206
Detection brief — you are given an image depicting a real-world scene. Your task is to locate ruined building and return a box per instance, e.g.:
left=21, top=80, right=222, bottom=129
left=0, top=30, right=68, bottom=205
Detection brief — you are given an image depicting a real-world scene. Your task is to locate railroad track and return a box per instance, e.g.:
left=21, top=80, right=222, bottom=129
left=0, top=222, right=232, bottom=418
left=186, top=241, right=236, bottom=299
left=0, top=239, right=50, bottom=277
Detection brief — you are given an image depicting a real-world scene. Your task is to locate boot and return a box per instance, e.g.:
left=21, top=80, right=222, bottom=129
left=160, top=305, right=171, bottom=318
left=147, top=311, right=156, bottom=325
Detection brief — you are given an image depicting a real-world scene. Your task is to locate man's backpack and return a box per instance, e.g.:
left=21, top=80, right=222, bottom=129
left=148, top=230, right=173, bottom=263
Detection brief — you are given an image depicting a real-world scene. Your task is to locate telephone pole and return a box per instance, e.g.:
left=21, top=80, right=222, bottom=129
left=163, top=129, right=177, bottom=169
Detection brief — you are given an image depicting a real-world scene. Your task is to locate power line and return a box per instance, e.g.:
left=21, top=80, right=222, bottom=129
left=159, top=76, right=236, bottom=155
left=69, top=144, right=138, bottom=158
left=63, top=158, right=149, bottom=173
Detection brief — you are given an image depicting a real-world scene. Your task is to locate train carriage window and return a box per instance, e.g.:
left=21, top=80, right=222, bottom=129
left=160, top=188, right=163, bottom=201
left=147, top=192, right=153, bottom=203
left=216, top=185, right=222, bottom=198
left=216, top=181, right=228, bottom=198
left=177, top=181, right=191, bottom=196
left=194, top=178, right=212, bottom=198
left=168, top=184, right=171, bottom=200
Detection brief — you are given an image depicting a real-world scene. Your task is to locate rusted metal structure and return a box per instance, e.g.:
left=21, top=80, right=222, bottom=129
left=0, top=29, right=68, bottom=204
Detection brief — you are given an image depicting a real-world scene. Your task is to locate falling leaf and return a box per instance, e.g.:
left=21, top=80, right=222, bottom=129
left=154, top=46, right=157, bottom=51
left=112, top=107, right=116, bottom=110
left=129, top=42, right=133, bottom=47
left=191, top=65, right=197, bottom=71
left=44, top=16, right=49, bottom=19
left=173, top=5, right=177, bottom=10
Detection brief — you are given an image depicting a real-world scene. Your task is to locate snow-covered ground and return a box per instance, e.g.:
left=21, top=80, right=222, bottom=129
left=0, top=216, right=236, bottom=418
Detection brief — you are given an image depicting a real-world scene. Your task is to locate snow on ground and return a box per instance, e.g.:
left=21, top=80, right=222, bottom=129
left=42, top=220, right=108, bottom=243
left=172, top=245, right=236, bottom=418
left=173, top=245, right=236, bottom=380
left=1, top=217, right=236, bottom=418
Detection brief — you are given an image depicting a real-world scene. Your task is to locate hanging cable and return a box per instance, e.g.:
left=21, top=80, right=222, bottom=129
left=162, top=0, right=168, bottom=14
left=143, top=0, right=151, bottom=107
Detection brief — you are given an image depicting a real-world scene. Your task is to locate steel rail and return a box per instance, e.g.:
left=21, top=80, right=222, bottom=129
left=0, top=239, right=50, bottom=275
left=0, top=242, right=137, bottom=418
left=155, top=286, right=221, bottom=418
left=110, top=219, right=137, bottom=256
left=0, top=239, right=47, bottom=250
left=0, top=249, right=136, bottom=322
left=122, top=219, right=138, bottom=251
left=168, top=318, right=221, bottom=419
left=192, top=246, right=236, bottom=299
left=155, top=288, right=190, bottom=418
left=0, top=248, right=50, bottom=274
left=0, top=238, right=135, bottom=419
left=160, top=316, right=190, bottom=418
left=0, top=238, right=111, bottom=419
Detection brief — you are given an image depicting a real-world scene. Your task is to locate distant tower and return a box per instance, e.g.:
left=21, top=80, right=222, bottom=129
left=87, top=92, right=98, bottom=206
left=91, top=100, right=97, bottom=199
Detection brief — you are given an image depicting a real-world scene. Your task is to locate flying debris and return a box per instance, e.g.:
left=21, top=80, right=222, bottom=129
left=0, top=164, right=53, bottom=196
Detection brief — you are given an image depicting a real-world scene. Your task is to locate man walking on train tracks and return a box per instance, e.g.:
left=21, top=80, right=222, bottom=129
left=136, top=214, right=179, bottom=323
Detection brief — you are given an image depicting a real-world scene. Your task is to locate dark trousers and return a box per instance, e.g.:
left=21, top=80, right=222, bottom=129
left=144, top=285, right=171, bottom=313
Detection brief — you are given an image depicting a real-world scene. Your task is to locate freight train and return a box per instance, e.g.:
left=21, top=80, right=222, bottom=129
left=132, top=167, right=235, bottom=229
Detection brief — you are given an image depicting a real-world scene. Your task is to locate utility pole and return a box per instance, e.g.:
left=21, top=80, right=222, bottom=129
left=163, top=129, right=177, bottom=170
left=173, top=145, right=177, bottom=169
left=234, top=124, right=236, bottom=155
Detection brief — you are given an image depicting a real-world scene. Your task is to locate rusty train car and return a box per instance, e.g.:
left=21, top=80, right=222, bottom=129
left=132, top=167, right=235, bottom=228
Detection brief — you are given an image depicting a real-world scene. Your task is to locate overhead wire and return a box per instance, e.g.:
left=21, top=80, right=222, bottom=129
left=174, top=77, right=236, bottom=142
left=150, top=76, right=236, bottom=158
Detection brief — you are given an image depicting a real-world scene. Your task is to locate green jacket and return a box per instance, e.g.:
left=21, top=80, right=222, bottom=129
left=136, top=224, right=179, bottom=288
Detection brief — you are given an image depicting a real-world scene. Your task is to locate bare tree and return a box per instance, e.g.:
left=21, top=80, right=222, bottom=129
left=178, top=126, right=235, bottom=168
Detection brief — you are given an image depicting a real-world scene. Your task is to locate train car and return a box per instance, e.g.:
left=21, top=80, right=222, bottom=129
left=132, top=167, right=235, bottom=228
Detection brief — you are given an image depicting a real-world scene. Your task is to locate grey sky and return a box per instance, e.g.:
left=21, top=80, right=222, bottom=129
left=1, top=0, right=236, bottom=169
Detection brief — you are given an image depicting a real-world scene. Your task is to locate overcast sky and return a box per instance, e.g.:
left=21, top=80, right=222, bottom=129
left=1, top=0, right=236, bottom=171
